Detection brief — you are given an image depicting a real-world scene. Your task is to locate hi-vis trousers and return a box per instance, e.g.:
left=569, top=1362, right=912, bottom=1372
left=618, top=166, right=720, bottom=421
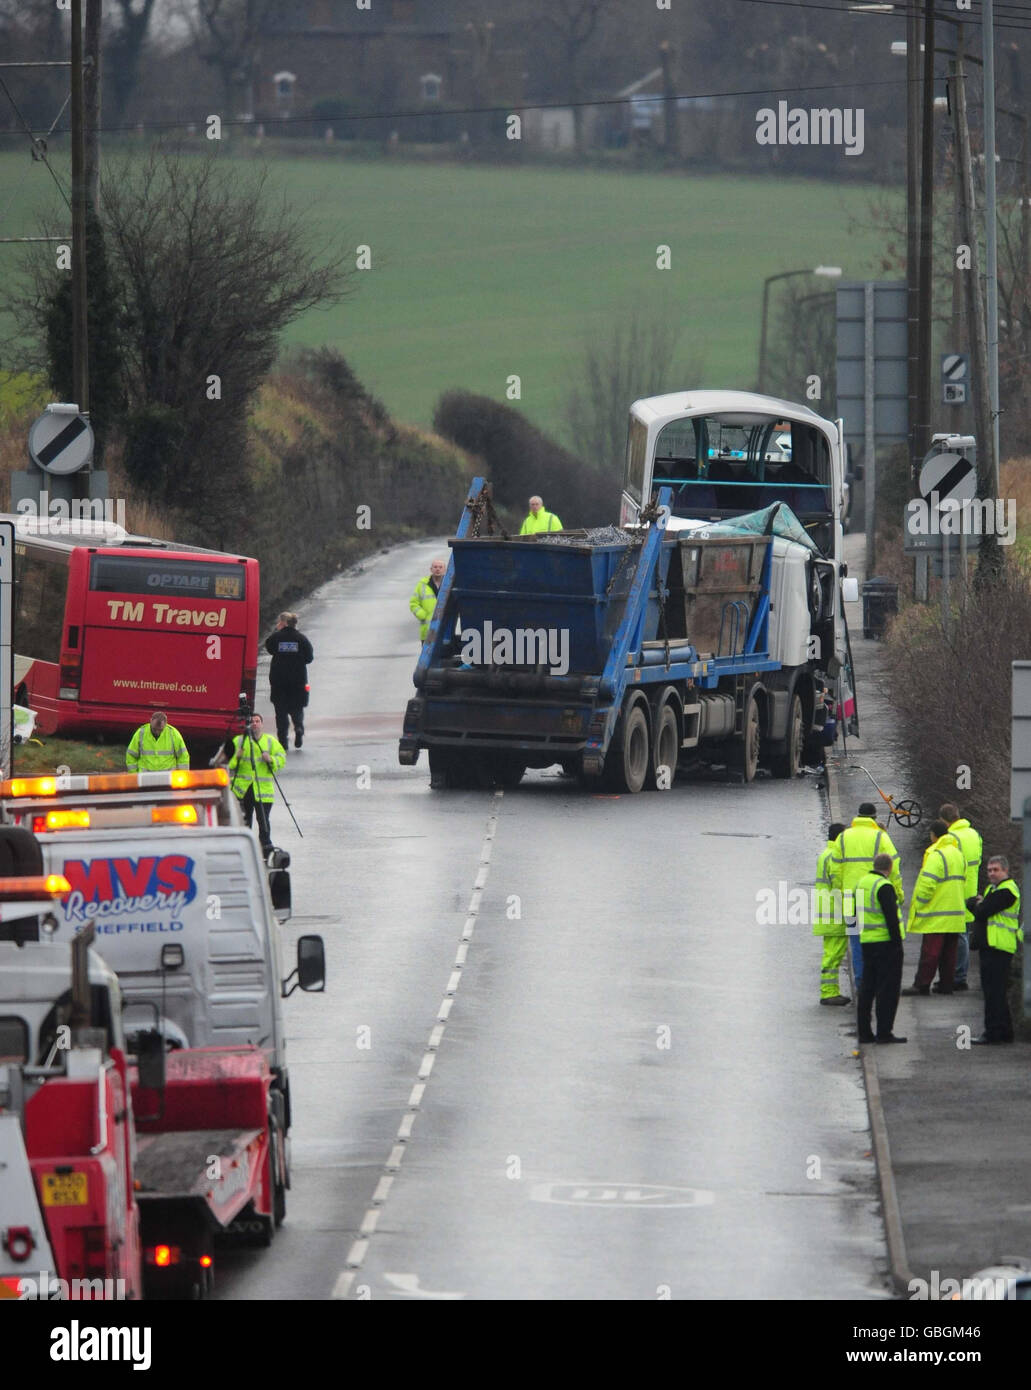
left=820, top=933, right=863, bottom=997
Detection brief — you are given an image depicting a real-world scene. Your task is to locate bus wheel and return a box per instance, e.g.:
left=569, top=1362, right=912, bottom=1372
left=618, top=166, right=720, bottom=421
left=606, top=701, right=649, bottom=794
left=647, top=700, right=679, bottom=791
left=733, top=688, right=761, bottom=783
left=770, top=692, right=804, bottom=779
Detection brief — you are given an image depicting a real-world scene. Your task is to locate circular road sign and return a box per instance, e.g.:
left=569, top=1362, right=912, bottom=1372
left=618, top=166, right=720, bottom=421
left=28, top=410, right=94, bottom=475
left=918, top=451, right=976, bottom=506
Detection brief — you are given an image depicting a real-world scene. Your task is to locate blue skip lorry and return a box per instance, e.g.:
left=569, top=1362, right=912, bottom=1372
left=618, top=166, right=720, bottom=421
left=399, top=475, right=858, bottom=793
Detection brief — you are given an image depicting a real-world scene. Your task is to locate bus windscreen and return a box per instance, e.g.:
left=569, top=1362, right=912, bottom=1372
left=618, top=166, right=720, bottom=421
left=89, top=556, right=246, bottom=601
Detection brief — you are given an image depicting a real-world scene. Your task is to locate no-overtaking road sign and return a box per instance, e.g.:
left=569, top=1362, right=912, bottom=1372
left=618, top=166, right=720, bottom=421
left=28, top=410, right=94, bottom=475
left=918, top=451, right=976, bottom=509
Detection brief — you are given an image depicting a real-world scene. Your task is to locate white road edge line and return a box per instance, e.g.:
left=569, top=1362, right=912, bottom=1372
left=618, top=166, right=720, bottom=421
left=331, top=791, right=503, bottom=1298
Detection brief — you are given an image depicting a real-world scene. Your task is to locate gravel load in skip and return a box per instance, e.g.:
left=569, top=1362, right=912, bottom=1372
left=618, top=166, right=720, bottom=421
left=536, top=526, right=634, bottom=546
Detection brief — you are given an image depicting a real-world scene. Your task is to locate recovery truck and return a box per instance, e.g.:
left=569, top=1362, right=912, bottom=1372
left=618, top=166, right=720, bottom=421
left=399, top=479, right=859, bottom=792
left=0, top=769, right=326, bottom=1297
left=0, top=873, right=143, bottom=1301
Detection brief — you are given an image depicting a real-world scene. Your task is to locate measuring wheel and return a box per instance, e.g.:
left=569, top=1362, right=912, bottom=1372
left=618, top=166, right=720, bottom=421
left=891, top=799, right=922, bottom=828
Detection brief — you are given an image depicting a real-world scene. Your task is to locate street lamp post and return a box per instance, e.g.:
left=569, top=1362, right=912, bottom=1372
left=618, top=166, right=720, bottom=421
left=758, top=265, right=842, bottom=394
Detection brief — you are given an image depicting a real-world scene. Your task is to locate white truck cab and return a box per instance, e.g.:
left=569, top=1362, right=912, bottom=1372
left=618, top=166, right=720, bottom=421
left=0, top=770, right=325, bottom=1130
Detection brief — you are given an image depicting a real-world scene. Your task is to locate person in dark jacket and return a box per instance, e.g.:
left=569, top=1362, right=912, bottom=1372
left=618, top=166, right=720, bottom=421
left=265, top=612, right=314, bottom=750
left=856, top=852, right=907, bottom=1045
left=967, top=855, right=1022, bottom=1044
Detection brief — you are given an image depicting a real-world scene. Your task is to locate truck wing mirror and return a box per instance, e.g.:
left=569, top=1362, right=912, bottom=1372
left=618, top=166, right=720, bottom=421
left=842, top=577, right=860, bottom=603
left=282, top=934, right=325, bottom=997
left=135, top=1027, right=166, bottom=1092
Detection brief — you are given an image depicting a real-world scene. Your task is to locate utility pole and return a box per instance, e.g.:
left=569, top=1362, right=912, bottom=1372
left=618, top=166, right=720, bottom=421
left=914, top=0, right=936, bottom=468
left=70, top=0, right=89, bottom=427
left=950, top=25, right=971, bottom=441
left=84, top=0, right=102, bottom=215
left=954, top=45, right=1000, bottom=579
left=1006, top=42, right=1029, bottom=331
left=982, top=0, right=1001, bottom=496
left=906, top=3, right=921, bottom=488
left=907, top=6, right=929, bottom=602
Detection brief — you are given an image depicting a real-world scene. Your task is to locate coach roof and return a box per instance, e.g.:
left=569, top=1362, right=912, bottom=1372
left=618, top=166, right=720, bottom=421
left=629, top=390, right=836, bottom=443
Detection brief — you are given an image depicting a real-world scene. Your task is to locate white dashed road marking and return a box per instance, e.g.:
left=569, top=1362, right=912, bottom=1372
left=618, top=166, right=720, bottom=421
left=331, top=792, right=503, bottom=1297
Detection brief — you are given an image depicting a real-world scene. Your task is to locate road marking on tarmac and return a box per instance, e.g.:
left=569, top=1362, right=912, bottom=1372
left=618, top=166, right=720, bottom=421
left=382, top=1272, right=465, bottom=1299
left=331, top=791, right=503, bottom=1299
left=530, top=1182, right=715, bottom=1207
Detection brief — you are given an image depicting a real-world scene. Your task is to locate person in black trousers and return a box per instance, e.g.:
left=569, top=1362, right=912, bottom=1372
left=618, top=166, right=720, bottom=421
left=856, top=852, right=907, bottom=1045
left=265, top=612, right=314, bottom=750
left=967, top=855, right=1022, bottom=1045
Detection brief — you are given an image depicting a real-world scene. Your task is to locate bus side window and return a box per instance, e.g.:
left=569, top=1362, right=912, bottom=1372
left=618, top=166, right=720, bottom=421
left=17, top=551, right=68, bottom=663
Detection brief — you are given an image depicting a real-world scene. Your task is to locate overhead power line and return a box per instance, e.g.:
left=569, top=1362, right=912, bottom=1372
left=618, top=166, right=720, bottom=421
left=17, top=76, right=918, bottom=143
left=722, top=0, right=1031, bottom=31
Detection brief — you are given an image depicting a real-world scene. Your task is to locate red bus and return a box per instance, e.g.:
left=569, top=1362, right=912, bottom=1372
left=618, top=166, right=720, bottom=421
left=9, top=517, right=259, bottom=744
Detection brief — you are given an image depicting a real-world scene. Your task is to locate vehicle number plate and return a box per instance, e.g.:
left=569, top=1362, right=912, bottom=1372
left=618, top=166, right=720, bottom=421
left=41, top=1172, right=88, bottom=1206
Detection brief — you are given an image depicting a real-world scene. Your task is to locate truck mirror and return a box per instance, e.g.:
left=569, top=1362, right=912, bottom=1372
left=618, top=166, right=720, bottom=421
left=136, top=1027, right=166, bottom=1092
left=270, top=869, right=292, bottom=922
left=283, top=935, right=326, bottom=996
left=842, top=577, right=860, bottom=603
left=297, top=935, right=325, bottom=992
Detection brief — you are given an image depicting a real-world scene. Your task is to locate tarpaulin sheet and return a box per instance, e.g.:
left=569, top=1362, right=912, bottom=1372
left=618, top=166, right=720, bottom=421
left=684, top=502, right=820, bottom=554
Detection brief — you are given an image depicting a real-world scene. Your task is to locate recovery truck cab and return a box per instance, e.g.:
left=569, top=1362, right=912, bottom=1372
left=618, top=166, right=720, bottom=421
left=0, top=770, right=326, bottom=1271
left=0, top=872, right=142, bottom=1301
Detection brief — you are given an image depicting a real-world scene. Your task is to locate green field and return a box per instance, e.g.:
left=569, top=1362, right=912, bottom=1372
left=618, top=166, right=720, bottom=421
left=0, top=148, right=895, bottom=438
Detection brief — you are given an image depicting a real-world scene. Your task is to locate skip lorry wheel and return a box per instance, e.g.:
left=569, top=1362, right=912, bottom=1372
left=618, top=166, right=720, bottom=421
left=490, top=755, right=526, bottom=789
left=647, top=701, right=679, bottom=790
left=606, top=702, right=649, bottom=794
left=770, top=692, right=803, bottom=779
left=733, top=688, right=761, bottom=783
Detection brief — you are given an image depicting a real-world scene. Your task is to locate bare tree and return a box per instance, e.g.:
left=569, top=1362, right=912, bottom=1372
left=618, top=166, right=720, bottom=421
left=543, top=0, right=606, bottom=154
left=0, top=0, right=66, bottom=131
left=563, top=309, right=701, bottom=470
left=8, top=146, right=350, bottom=533
left=191, top=0, right=277, bottom=119
left=764, top=276, right=837, bottom=411
left=105, top=0, right=159, bottom=128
